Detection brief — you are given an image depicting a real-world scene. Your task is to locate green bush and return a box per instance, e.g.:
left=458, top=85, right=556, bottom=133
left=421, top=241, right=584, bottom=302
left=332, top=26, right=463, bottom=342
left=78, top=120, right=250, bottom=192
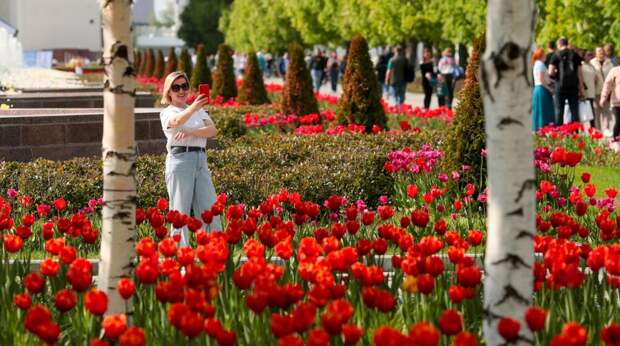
left=337, top=35, right=386, bottom=131
left=0, top=132, right=440, bottom=209
left=153, top=50, right=165, bottom=79
left=164, top=48, right=178, bottom=78
left=442, top=33, right=486, bottom=186
left=280, top=43, right=318, bottom=116
left=178, top=47, right=193, bottom=78
left=190, top=43, right=212, bottom=90
left=238, top=51, right=270, bottom=105
left=212, top=44, right=238, bottom=100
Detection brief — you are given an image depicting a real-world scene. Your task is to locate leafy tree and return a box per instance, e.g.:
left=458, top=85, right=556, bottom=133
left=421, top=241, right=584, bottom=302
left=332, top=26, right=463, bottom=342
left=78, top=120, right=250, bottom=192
left=238, top=51, right=270, bottom=105
left=177, top=47, right=193, bottom=78
left=164, top=48, right=178, bottom=77
left=337, top=35, right=386, bottom=130
left=219, top=0, right=302, bottom=53
left=153, top=50, right=165, bottom=79
left=280, top=43, right=318, bottom=116
left=190, top=44, right=212, bottom=90
left=537, top=0, right=613, bottom=50
left=281, top=0, right=345, bottom=46
left=211, top=44, right=237, bottom=100
left=442, top=33, right=485, bottom=186
left=178, top=0, right=232, bottom=55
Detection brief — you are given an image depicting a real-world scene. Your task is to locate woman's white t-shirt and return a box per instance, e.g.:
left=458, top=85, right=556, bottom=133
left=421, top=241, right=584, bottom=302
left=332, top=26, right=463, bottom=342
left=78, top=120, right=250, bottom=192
left=533, top=60, right=548, bottom=86
left=160, top=105, right=211, bottom=151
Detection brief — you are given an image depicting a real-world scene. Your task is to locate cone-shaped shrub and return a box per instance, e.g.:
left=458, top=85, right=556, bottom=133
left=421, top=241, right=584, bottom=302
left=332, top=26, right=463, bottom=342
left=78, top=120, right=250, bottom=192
left=238, top=51, right=270, bottom=105
left=190, top=43, right=212, bottom=90
left=134, top=49, right=142, bottom=74
left=178, top=47, right=193, bottom=78
left=281, top=43, right=318, bottom=116
left=153, top=50, right=165, bottom=79
left=143, top=48, right=155, bottom=77
left=337, top=35, right=386, bottom=130
left=164, top=48, right=178, bottom=77
left=211, top=44, right=237, bottom=100
left=442, top=33, right=486, bottom=185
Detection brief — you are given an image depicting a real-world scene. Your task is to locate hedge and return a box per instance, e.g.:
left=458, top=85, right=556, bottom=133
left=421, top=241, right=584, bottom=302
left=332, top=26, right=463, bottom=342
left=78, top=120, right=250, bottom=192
left=0, top=132, right=439, bottom=210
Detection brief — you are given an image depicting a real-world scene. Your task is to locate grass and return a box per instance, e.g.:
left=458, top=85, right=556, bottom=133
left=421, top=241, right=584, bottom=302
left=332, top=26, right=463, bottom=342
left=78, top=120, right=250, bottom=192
left=574, top=165, right=620, bottom=206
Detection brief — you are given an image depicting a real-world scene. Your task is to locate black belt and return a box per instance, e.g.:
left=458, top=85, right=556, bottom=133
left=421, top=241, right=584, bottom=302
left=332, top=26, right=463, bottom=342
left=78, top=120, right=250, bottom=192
left=170, top=146, right=205, bottom=154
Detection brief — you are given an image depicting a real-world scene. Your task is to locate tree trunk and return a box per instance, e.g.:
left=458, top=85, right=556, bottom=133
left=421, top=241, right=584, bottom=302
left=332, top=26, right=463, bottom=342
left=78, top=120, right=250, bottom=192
left=480, top=1, right=536, bottom=345
left=98, top=0, right=137, bottom=317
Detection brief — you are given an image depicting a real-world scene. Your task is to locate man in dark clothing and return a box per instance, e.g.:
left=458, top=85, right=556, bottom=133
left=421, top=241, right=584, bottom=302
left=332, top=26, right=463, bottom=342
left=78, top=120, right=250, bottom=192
left=544, top=40, right=556, bottom=67
left=549, top=37, right=584, bottom=124
left=375, top=48, right=393, bottom=97
left=310, top=49, right=327, bottom=92
left=385, top=46, right=407, bottom=106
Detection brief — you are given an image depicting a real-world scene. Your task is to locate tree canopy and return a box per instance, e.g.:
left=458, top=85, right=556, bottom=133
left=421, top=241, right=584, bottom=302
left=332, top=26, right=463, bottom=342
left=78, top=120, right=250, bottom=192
left=178, top=0, right=232, bottom=55
left=219, top=0, right=302, bottom=53
left=215, top=0, right=620, bottom=52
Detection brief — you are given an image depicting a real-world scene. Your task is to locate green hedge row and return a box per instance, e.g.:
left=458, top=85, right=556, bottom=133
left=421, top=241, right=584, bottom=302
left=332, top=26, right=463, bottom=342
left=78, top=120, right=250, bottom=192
left=0, top=132, right=439, bottom=209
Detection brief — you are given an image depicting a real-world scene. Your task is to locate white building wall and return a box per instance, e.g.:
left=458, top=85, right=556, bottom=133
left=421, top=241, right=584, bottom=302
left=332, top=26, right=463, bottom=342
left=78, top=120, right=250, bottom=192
left=0, top=0, right=101, bottom=52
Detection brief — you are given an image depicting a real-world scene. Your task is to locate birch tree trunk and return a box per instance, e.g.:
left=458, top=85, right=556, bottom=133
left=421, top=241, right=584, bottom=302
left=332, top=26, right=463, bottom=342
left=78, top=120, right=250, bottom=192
left=98, top=0, right=137, bottom=316
left=480, top=1, right=536, bottom=345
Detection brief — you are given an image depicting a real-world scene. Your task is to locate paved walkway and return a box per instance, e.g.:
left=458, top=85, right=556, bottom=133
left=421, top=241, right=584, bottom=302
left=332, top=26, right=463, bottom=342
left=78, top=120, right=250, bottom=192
left=265, top=77, right=438, bottom=109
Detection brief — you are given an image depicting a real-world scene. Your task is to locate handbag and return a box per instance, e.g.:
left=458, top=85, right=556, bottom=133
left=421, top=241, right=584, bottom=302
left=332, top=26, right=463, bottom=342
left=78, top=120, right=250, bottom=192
left=563, top=100, right=594, bottom=124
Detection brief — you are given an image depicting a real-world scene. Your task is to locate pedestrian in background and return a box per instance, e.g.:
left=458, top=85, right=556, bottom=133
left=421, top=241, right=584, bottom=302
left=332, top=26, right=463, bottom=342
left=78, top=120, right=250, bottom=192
left=419, top=47, right=435, bottom=109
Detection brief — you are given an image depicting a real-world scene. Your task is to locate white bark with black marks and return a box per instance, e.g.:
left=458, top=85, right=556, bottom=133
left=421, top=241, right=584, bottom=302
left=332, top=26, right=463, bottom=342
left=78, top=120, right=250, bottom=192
left=98, top=0, right=137, bottom=317
left=480, top=1, right=536, bottom=345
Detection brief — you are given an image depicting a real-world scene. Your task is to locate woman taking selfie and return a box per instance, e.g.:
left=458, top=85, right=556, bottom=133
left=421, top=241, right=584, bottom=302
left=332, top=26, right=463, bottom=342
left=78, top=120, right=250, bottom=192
left=160, top=71, right=222, bottom=246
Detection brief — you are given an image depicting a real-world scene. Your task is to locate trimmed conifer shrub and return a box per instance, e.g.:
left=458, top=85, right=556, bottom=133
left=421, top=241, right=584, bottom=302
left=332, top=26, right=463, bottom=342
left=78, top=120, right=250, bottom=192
left=211, top=44, right=238, bottom=100
left=134, top=49, right=142, bottom=74
left=337, top=35, right=386, bottom=131
left=143, top=49, right=155, bottom=77
left=178, top=47, right=193, bottom=78
left=280, top=43, right=318, bottom=116
left=442, top=33, right=486, bottom=186
left=238, top=51, right=270, bottom=105
left=164, top=48, right=178, bottom=77
left=153, top=50, right=165, bottom=79
left=190, top=43, right=212, bottom=90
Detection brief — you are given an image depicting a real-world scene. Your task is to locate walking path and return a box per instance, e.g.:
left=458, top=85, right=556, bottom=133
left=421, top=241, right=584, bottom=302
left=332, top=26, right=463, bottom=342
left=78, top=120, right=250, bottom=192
left=265, top=77, right=437, bottom=109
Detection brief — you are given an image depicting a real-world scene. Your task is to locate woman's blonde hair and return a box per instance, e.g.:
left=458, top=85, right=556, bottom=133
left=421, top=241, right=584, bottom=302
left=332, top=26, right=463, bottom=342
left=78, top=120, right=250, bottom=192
left=160, top=71, right=189, bottom=105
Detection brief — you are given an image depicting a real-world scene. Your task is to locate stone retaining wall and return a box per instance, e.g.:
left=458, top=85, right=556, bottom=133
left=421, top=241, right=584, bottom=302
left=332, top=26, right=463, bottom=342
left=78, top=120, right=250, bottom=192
left=0, top=108, right=218, bottom=161
left=0, top=91, right=156, bottom=108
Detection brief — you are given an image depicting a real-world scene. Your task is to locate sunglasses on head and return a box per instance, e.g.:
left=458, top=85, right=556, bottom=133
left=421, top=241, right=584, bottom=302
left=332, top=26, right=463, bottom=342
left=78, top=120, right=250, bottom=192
left=171, top=83, right=189, bottom=92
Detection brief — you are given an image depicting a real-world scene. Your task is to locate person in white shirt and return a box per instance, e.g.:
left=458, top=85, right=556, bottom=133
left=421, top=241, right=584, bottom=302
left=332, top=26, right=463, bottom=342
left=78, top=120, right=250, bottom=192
left=159, top=71, right=222, bottom=246
left=591, top=47, right=615, bottom=135
left=437, top=48, right=455, bottom=108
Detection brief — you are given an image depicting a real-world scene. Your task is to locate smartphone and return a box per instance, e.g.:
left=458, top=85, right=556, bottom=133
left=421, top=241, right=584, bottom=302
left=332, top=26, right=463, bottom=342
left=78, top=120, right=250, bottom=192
left=199, top=84, right=210, bottom=96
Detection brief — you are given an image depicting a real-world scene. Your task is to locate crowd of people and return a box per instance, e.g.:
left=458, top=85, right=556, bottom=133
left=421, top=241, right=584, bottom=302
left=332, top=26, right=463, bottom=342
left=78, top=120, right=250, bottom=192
left=532, top=37, right=620, bottom=146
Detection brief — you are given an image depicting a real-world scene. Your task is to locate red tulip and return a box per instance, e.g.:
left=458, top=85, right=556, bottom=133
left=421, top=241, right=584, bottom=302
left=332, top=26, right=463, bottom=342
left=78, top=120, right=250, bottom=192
left=54, top=288, right=77, bottom=312
left=525, top=307, right=547, bottom=332
left=85, top=289, right=108, bottom=315
left=117, top=278, right=136, bottom=299
left=497, top=317, right=520, bottom=342
left=408, top=322, right=440, bottom=346
left=14, top=292, right=32, bottom=310
left=119, top=327, right=146, bottom=346
left=24, top=272, right=45, bottom=294
left=439, top=309, right=463, bottom=336
left=102, top=314, right=127, bottom=340
left=453, top=331, right=478, bottom=346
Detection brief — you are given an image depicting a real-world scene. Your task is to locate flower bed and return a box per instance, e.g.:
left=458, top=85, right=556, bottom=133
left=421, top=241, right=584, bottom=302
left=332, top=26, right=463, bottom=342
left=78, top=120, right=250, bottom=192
left=1, top=127, right=619, bottom=345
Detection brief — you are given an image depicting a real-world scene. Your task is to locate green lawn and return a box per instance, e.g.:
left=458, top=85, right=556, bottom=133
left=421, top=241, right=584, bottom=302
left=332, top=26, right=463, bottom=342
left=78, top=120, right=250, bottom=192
left=574, top=165, right=620, bottom=201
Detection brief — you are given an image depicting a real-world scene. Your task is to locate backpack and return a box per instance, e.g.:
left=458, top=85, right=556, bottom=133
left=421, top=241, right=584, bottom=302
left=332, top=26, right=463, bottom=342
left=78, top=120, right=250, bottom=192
left=404, top=59, right=415, bottom=83
left=558, top=50, right=578, bottom=90
left=453, top=64, right=465, bottom=80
